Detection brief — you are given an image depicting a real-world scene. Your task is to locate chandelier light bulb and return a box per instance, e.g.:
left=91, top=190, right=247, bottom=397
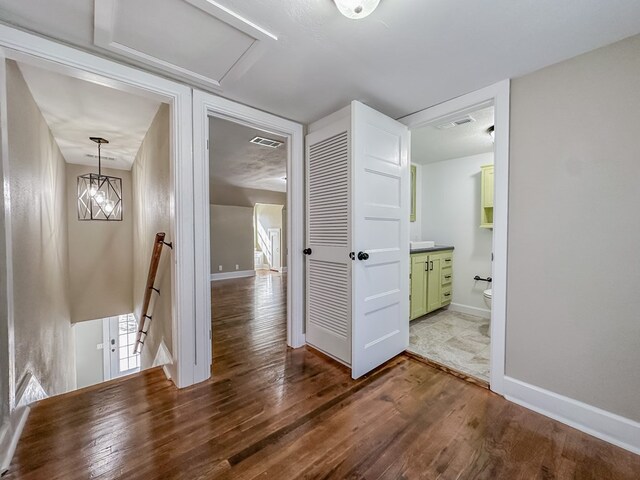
left=89, top=184, right=98, bottom=197
left=94, top=191, right=106, bottom=205
left=334, top=0, right=380, bottom=19
left=104, top=200, right=115, bottom=214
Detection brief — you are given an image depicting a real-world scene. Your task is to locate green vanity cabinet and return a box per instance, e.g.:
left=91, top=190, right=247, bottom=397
left=410, top=249, right=454, bottom=320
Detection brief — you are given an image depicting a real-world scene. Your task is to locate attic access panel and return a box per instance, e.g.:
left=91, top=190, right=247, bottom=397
left=94, top=0, right=277, bottom=90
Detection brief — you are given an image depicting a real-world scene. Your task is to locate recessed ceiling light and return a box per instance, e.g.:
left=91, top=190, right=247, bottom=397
left=250, top=136, right=283, bottom=148
left=334, top=0, right=381, bottom=20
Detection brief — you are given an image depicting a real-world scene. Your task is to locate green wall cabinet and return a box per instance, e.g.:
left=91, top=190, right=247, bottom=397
left=410, top=164, right=417, bottom=222
left=409, top=249, right=453, bottom=320
left=480, top=164, right=494, bottom=228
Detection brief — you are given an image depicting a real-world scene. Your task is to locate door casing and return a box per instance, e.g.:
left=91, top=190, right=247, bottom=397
left=399, top=80, right=511, bottom=395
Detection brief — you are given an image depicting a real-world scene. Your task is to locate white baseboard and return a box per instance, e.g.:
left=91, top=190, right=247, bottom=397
left=503, top=376, right=640, bottom=455
left=210, top=270, right=256, bottom=281
left=448, top=302, right=491, bottom=319
left=15, top=372, right=47, bottom=408
left=0, top=406, right=30, bottom=475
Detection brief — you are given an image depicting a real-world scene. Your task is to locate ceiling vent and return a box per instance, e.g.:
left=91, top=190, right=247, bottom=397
left=250, top=136, right=283, bottom=148
left=434, top=115, right=476, bottom=130
left=85, top=153, right=117, bottom=162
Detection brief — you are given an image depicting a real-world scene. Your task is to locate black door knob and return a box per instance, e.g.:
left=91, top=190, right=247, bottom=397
left=349, top=252, right=355, bottom=260
left=357, top=251, right=369, bottom=261
left=303, top=248, right=312, bottom=255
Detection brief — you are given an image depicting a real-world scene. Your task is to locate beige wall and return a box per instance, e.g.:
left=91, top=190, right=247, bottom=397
left=6, top=60, right=76, bottom=395
left=211, top=184, right=286, bottom=207
left=132, top=104, right=172, bottom=369
left=0, top=67, right=11, bottom=422
left=507, top=34, right=640, bottom=421
left=66, top=163, right=133, bottom=323
left=210, top=205, right=254, bottom=274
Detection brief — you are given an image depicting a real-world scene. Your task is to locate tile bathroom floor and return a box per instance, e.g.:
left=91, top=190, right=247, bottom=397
left=408, top=309, right=490, bottom=382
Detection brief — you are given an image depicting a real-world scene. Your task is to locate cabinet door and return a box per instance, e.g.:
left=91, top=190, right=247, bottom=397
left=410, top=254, right=427, bottom=319
left=427, top=255, right=442, bottom=312
left=482, top=165, right=494, bottom=208
left=410, top=164, right=416, bottom=222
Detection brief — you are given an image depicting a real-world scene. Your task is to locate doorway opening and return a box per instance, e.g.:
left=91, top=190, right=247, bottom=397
left=2, top=54, right=175, bottom=400
left=406, top=104, right=495, bottom=385
left=208, top=117, right=289, bottom=371
left=400, top=80, right=510, bottom=394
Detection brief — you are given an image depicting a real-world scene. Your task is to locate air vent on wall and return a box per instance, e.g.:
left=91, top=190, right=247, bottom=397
left=434, top=115, right=476, bottom=130
left=250, top=136, right=283, bottom=148
left=85, top=153, right=117, bottom=162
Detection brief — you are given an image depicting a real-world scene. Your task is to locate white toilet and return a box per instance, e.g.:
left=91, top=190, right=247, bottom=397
left=483, top=289, right=492, bottom=309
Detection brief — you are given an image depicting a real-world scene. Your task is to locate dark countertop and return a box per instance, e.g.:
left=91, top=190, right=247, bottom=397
left=410, top=245, right=455, bottom=254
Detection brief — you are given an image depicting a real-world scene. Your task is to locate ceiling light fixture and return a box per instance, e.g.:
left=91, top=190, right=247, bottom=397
left=334, top=0, right=380, bottom=19
left=77, top=137, right=123, bottom=221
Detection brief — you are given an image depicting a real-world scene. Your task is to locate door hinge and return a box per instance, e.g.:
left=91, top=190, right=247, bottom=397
left=209, top=329, right=212, bottom=340
left=206, top=139, right=209, bottom=150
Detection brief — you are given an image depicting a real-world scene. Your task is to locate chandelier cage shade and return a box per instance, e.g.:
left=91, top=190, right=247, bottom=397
left=77, top=137, right=123, bottom=221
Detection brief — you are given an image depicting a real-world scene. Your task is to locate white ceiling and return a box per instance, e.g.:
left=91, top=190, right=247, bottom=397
left=18, top=61, right=162, bottom=170
left=1, top=1, right=640, bottom=124
left=209, top=117, right=287, bottom=193
left=412, top=106, right=495, bottom=164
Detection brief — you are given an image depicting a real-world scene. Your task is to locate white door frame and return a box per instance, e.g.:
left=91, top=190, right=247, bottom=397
left=192, top=90, right=305, bottom=357
left=399, top=80, right=511, bottom=394
left=0, top=24, right=206, bottom=395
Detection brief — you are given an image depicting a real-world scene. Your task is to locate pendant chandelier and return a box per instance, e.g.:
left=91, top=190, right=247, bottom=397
left=77, top=137, right=123, bottom=221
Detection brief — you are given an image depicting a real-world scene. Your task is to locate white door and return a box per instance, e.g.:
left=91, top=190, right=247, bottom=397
left=269, top=228, right=282, bottom=271
left=305, top=115, right=352, bottom=364
left=104, top=314, right=141, bottom=380
left=351, top=101, right=410, bottom=378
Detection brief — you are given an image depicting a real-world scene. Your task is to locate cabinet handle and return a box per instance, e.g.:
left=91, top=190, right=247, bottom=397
left=444, top=292, right=451, bottom=297
left=444, top=275, right=451, bottom=279
left=303, top=248, right=312, bottom=255
left=430, top=261, right=433, bottom=271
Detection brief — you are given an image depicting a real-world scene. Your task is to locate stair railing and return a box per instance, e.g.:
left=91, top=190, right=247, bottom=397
left=133, top=232, right=172, bottom=354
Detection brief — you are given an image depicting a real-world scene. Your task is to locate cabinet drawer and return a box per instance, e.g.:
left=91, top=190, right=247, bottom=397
left=441, top=286, right=452, bottom=304
left=441, top=253, right=453, bottom=269
left=441, top=270, right=452, bottom=285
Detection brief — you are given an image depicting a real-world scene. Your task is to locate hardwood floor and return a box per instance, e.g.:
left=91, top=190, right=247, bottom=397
left=6, top=270, right=640, bottom=479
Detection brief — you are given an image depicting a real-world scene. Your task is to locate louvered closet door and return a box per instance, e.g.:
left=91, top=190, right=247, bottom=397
left=305, top=116, right=351, bottom=364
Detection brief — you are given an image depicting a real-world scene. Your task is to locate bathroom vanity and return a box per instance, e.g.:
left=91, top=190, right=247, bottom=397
left=410, top=246, right=454, bottom=320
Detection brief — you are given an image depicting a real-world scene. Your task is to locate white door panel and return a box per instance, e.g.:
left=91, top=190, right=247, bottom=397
left=351, top=101, right=409, bottom=379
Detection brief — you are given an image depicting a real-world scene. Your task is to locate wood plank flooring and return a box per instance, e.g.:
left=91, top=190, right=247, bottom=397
left=6, top=270, right=640, bottom=479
